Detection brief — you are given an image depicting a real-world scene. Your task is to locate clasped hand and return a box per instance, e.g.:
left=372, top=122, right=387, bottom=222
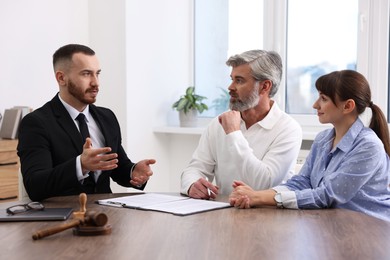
left=229, top=181, right=277, bottom=209
left=229, top=181, right=254, bottom=209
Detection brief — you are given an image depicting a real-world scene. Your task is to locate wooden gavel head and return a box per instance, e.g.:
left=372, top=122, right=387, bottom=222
left=83, top=211, right=108, bottom=227
left=75, top=192, right=108, bottom=226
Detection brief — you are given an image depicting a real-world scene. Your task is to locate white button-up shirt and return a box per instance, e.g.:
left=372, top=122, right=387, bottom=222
left=274, top=118, right=390, bottom=222
left=181, top=102, right=302, bottom=195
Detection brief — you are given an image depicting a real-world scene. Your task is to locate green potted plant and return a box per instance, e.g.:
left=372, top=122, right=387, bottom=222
left=172, top=86, right=208, bottom=127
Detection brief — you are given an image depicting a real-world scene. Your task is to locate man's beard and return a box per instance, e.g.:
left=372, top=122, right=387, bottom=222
left=67, top=80, right=97, bottom=105
left=229, top=83, right=260, bottom=111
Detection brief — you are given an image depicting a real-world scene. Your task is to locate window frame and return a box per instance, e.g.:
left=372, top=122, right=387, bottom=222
left=264, top=0, right=390, bottom=132
left=191, top=0, right=390, bottom=137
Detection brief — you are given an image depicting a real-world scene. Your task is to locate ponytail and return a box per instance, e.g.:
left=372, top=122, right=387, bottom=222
left=369, top=103, right=390, bottom=156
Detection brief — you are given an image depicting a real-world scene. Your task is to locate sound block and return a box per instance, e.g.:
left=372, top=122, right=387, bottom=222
left=73, top=224, right=112, bottom=236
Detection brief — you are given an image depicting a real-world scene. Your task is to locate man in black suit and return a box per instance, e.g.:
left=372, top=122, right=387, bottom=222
left=17, top=44, right=156, bottom=201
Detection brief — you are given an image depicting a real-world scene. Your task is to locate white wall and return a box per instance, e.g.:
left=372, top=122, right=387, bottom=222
left=0, top=0, right=196, bottom=193
left=87, top=0, right=128, bottom=192
left=90, top=0, right=197, bottom=192
left=0, top=0, right=89, bottom=113
left=124, top=0, right=195, bottom=192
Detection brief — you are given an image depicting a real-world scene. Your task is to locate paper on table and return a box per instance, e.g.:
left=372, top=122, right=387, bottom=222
left=97, top=193, right=188, bottom=208
left=96, top=193, right=231, bottom=216
left=144, top=198, right=231, bottom=216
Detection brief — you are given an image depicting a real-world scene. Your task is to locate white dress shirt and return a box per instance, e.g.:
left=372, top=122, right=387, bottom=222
left=180, top=102, right=302, bottom=195
left=58, top=95, right=105, bottom=182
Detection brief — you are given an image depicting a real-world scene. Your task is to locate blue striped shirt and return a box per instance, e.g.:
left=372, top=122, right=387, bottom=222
left=280, top=118, right=390, bottom=222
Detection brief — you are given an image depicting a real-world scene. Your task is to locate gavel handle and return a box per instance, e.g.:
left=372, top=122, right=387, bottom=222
left=79, top=193, right=87, bottom=212
left=32, top=219, right=82, bottom=240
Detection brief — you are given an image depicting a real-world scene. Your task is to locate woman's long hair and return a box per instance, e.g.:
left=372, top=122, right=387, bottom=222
left=315, top=70, right=390, bottom=156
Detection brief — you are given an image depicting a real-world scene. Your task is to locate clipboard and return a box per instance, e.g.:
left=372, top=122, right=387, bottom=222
left=96, top=193, right=231, bottom=216
left=0, top=208, right=74, bottom=222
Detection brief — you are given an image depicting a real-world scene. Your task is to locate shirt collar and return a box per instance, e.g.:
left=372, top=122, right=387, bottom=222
left=255, top=101, right=283, bottom=130
left=337, top=118, right=364, bottom=152
left=324, top=117, right=364, bottom=153
left=58, top=94, right=91, bottom=122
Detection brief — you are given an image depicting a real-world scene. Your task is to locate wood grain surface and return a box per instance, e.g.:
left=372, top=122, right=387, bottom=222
left=0, top=193, right=389, bottom=260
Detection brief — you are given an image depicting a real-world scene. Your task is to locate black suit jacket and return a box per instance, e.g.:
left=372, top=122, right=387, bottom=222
left=17, top=94, right=144, bottom=201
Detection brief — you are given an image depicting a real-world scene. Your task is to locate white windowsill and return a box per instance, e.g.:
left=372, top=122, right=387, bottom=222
left=153, top=126, right=205, bottom=135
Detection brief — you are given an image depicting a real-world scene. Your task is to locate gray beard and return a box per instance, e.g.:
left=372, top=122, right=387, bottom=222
left=229, top=84, right=260, bottom=111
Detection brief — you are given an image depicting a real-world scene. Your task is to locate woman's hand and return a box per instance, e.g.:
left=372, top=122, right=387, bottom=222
left=229, top=181, right=255, bottom=209
left=229, top=181, right=278, bottom=209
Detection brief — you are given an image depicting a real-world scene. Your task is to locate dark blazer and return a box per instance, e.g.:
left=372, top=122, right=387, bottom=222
left=17, top=94, right=143, bottom=201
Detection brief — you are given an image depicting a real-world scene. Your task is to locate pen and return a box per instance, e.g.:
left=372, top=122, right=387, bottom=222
left=106, top=201, right=125, bottom=207
left=206, top=177, right=216, bottom=198
left=207, top=188, right=216, bottom=197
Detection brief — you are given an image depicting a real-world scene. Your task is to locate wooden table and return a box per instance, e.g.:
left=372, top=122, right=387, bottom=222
left=1, top=193, right=390, bottom=260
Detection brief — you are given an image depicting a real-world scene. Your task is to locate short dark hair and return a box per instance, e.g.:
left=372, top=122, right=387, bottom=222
left=53, top=44, right=95, bottom=69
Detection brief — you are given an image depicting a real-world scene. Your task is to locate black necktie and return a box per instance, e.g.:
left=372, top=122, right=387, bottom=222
left=76, top=113, right=90, bottom=141
left=76, top=113, right=95, bottom=185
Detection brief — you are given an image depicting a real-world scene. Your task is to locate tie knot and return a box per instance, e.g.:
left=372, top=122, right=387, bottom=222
left=76, top=113, right=86, bottom=121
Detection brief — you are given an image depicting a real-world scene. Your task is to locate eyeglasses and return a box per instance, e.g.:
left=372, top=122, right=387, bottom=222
left=6, top=202, right=45, bottom=215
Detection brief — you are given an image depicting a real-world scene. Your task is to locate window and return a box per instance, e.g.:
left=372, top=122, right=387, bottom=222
left=194, top=0, right=263, bottom=117
left=195, top=0, right=390, bottom=131
left=286, top=0, right=357, bottom=115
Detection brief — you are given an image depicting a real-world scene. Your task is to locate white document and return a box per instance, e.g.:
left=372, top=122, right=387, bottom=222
left=96, top=193, right=231, bottom=216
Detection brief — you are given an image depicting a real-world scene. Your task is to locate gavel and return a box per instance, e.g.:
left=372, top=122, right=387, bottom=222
left=32, top=210, right=108, bottom=240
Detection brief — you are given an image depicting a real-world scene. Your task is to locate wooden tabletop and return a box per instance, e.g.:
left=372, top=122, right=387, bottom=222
left=0, top=193, right=390, bottom=260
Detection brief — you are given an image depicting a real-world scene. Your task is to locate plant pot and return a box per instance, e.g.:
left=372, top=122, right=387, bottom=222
left=179, top=109, right=198, bottom=127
